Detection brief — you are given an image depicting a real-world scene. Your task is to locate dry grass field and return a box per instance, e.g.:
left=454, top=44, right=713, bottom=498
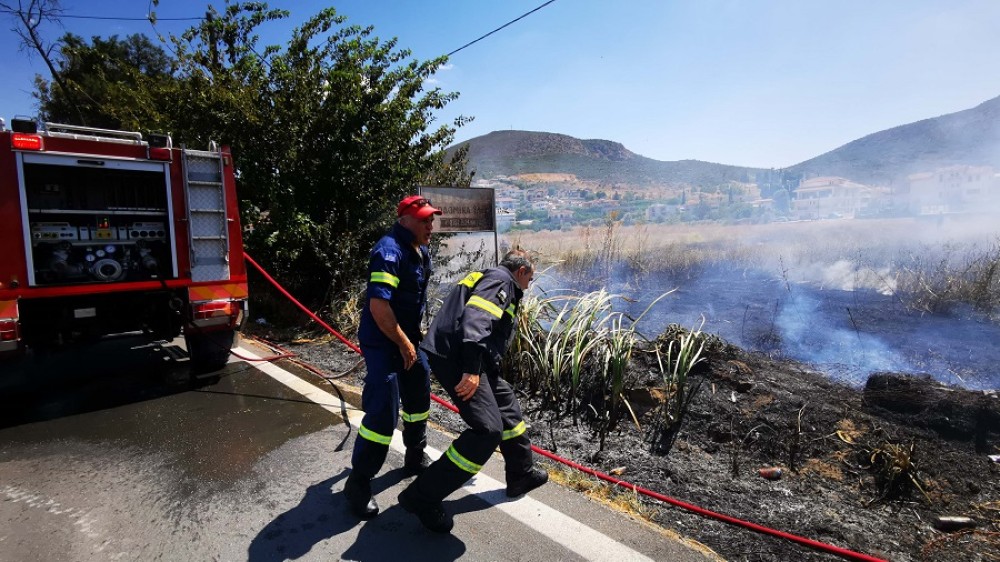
left=511, top=216, right=994, bottom=269
left=503, top=216, right=1000, bottom=317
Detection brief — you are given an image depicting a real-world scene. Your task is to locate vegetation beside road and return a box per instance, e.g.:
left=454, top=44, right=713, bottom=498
left=20, top=2, right=471, bottom=315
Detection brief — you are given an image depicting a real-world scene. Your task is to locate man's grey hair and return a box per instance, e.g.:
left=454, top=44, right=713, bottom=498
left=500, top=249, right=534, bottom=273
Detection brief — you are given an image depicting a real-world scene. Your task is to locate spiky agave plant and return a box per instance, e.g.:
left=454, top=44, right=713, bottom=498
left=599, top=312, right=634, bottom=451
left=505, top=263, right=562, bottom=394
left=504, top=291, right=546, bottom=391
left=564, top=289, right=615, bottom=425
left=598, top=291, right=673, bottom=451
left=517, top=289, right=615, bottom=421
left=518, top=293, right=576, bottom=407
left=655, top=320, right=706, bottom=451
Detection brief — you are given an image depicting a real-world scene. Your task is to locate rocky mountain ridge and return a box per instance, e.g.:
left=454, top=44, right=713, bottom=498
left=449, top=95, right=1000, bottom=187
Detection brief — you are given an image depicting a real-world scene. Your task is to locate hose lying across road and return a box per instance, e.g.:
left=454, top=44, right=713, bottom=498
left=242, top=252, right=888, bottom=562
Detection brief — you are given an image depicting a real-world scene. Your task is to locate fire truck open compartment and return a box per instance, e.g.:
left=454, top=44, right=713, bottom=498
left=19, top=153, right=177, bottom=287
left=2, top=121, right=246, bottom=373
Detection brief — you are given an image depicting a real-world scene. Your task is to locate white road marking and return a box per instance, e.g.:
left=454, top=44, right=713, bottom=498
left=237, top=345, right=655, bottom=562
left=2, top=485, right=102, bottom=540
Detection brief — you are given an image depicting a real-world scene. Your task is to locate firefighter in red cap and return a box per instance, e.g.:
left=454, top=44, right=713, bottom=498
left=343, top=194, right=442, bottom=520
left=397, top=249, right=548, bottom=533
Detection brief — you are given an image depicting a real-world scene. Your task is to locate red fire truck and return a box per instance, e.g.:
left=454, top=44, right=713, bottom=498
left=0, top=117, right=247, bottom=372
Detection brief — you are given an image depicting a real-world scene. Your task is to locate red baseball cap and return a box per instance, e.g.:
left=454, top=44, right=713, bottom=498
left=397, top=195, right=443, bottom=220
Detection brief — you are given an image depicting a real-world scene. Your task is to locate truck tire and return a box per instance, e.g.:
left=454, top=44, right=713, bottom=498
left=185, top=329, right=237, bottom=374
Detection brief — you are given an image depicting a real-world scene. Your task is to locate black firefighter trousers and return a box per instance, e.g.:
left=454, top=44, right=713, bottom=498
left=408, top=352, right=534, bottom=503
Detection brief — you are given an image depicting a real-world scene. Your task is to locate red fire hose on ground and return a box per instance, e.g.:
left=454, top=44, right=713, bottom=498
left=242, top=252, right=887, bottom=562
left=243, top=254, right=362, bottom=356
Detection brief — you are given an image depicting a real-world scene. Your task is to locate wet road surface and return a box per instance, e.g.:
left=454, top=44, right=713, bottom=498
left=0, top=335, right=717, bottom=561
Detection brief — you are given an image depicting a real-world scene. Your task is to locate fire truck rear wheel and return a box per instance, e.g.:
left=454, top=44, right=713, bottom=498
left=185, top=329, right=237, bottom=374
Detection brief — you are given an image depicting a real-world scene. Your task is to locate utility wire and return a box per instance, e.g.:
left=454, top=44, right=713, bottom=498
left=0, top=8, right=202, bottom=21
left=61, top=14, right=201, bottom=21
left=68, top=15, right=202, bottom=21
left=4, top=3, right=558, bottom=56
left=446, top=0, right=558, bottom=58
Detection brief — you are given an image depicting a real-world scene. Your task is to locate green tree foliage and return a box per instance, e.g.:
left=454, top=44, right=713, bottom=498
left=35, top=33, right=175, bottom=128
left=692, top=199, right=712, bottom=220
left=35, top=3, right=471, bottom=307
left=772, top=187, right=791, bottom=214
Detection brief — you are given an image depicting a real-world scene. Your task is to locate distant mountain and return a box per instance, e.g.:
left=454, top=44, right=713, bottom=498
left=788, top=95, right=1000, bottom=184
left=448, top=95, right=1000, bottom=188
left=447, top=130, right=759, bottom=187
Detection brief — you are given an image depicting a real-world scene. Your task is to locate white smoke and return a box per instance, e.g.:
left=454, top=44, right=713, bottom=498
left=788, top=259, right=897, bottom=295
left=774, top=292, right=912, bottom=387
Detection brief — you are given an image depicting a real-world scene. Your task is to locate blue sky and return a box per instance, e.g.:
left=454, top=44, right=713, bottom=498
left=2, top=1, right=999, bottom=168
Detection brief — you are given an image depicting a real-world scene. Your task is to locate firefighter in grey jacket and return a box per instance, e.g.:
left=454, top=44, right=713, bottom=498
left=397, top=250, right=548, bottom=533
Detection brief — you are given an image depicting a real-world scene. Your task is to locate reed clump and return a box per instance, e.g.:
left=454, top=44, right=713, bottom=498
left=500, top=286, right=716, bottom=454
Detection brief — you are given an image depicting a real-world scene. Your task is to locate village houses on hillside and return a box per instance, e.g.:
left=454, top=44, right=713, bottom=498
left=901, top=165, right=1000, bottom=215
left=468, top=165, right=1000, bottom=230
left=789, top=165, right=1000, bottom=220
left=790, top=176, right=878, bottom=219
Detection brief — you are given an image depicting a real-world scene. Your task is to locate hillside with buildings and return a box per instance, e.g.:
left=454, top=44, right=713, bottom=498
left=449, top=130, right=759, bottom=187
left=789, top=94, right=1000, bottom=185
left=449, top=96, right=1000, bottom=231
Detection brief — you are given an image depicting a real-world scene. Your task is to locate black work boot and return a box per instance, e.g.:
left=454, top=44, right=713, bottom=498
left=506, top=467, right=548, bottom=498
left=404, top=448, right=432, bottom=476
left=398, top=485, right=454, bottom=533
left=343, top=474, right=379, bottom=520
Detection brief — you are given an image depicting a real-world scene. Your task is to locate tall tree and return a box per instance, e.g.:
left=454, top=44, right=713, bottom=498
left=35, top=3, right=469, bottom=304
left=158, top=4, right=471, bottom=300
left=772, top=187, right=791, bottom=215
left=1, top=0, right=86, bottom=122
left=35, top=33, right=175, bottom=128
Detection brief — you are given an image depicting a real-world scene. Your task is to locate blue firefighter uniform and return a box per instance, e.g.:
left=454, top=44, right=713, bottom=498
left=351, top=221, right=432, bottom=481
left=407, top=265, right=535, bottom=504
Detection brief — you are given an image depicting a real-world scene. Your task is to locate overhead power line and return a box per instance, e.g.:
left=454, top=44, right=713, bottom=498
left=0, top=7, right=202, bottom=21
left=63, top=14, right=203, bottom=21
left=446, top=0, right=558, bottom=58
left=4, top=3, right=559, bottom=56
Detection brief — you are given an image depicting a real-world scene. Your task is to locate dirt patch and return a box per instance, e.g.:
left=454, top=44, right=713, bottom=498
left=513, top=173, right=579, bottom=183
left=273, top=332, right=1000, bottom=562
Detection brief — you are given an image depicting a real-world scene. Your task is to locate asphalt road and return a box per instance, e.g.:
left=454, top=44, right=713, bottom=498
left=0, top=335, right=718, bottom=561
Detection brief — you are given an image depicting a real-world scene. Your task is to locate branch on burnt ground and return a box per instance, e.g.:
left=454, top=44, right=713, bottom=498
left=730, top=419, right=776, bottom=478
left=788, top=402, right=808, bottom=473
